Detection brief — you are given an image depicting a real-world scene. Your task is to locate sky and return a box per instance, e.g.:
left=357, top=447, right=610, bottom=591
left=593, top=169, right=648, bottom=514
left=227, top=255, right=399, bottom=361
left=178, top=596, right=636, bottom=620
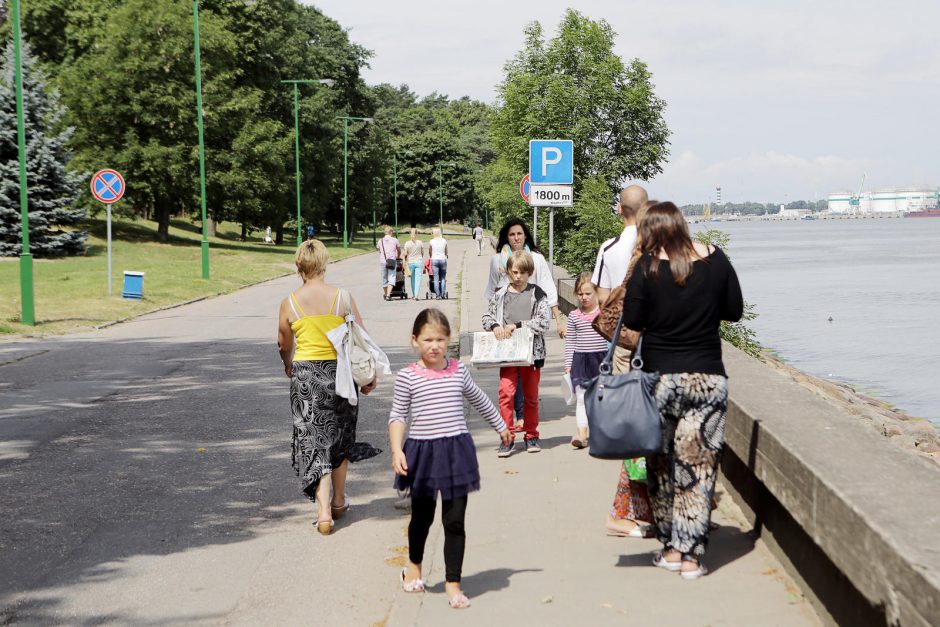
left=309, top=0, right=940, bottom=205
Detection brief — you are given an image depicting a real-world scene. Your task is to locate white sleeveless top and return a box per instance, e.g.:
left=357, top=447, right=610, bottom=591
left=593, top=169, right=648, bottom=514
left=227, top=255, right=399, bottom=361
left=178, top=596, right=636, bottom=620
left=429, top=237, right=447, bottom=260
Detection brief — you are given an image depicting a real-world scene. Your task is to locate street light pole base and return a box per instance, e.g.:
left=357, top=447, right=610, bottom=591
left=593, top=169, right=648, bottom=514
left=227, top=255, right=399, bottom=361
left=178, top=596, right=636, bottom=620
left=201, top=241, right=210, bottom=280
left=19, top=252, right=35, bottom=326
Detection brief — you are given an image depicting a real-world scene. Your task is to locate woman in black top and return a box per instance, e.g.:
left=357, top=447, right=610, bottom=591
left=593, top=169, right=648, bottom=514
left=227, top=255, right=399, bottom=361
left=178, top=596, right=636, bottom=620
left=621, top=201, right=743, bottom=579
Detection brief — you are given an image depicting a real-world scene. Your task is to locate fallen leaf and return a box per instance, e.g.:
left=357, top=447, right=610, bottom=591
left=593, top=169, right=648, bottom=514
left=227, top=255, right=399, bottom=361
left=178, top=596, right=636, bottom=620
left=503, top=470, right=518, bottom=475
left=601, top=603, right=613, bottom=609
left=197, top=448, right=206, bottom=453
left=541, top=596, right=553, bottom=604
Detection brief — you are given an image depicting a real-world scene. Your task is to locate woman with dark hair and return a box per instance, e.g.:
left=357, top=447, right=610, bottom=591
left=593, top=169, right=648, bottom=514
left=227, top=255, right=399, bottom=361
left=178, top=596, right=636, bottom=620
left=621, top=201, right=743, bottom=579
left=484, top=218, right=565, bottom=334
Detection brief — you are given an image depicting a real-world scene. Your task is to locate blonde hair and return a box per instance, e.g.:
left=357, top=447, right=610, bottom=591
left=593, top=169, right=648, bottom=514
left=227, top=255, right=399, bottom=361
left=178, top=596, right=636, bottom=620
left=574, top=271, right=594, bottom=294
left=410, top=228, right=418, bottom=240
left=384, top=226, right=394, bottom=236
left=506, top=250, right=534, bottom=275
left=295, top=239, right=329, bottom=280
left=432, top=227, right=442, bottom=238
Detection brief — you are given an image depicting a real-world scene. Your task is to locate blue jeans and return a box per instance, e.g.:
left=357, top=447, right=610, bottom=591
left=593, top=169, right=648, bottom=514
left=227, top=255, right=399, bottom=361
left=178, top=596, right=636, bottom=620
left=514, top=375, right=524, bottom=418
left=408, top=262, right=423, bottom=297
left=431, top=259, right=447, bottom=298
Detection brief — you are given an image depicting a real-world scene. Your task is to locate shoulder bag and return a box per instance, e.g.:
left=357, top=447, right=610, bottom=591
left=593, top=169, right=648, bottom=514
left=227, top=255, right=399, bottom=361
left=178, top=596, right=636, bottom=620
left=381, top=241, right=397, bottom=270
left=584, top=313, right=662, bottom=460
left=342, top=290, right=377, bottom=386
left=592, top=260, right=641, bottom=351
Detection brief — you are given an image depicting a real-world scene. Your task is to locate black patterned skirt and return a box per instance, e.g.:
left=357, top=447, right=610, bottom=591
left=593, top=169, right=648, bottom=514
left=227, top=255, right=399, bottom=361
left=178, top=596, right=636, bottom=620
left=290, top=360, right=381, bottom=499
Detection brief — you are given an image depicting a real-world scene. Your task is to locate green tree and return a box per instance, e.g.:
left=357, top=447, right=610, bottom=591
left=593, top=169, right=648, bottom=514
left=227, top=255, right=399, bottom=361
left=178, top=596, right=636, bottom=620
left=0, top=42, right=86, bottom=257
left=487, top=9, right=670, bottom=269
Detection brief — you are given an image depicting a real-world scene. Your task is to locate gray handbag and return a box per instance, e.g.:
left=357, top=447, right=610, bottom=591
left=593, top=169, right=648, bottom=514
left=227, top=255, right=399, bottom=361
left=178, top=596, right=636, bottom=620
left=584, top=313, right=663, bottom=460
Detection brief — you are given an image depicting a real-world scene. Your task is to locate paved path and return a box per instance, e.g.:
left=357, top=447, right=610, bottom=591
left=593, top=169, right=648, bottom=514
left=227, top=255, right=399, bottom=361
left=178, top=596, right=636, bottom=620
left=0, top=239, right=819, bottom=625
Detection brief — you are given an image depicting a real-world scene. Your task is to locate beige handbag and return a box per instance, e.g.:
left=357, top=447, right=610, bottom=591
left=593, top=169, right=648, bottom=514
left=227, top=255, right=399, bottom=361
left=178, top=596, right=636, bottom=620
left=342, top=291, right=376, bottom=386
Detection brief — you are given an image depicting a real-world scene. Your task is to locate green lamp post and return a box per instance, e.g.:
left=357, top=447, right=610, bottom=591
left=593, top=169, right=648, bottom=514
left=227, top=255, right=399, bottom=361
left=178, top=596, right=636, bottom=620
left=336, top=115, right=374, bottom=248
left=436, top=162, right=457, bottom=229
left=11, top=0, right=34, bottom=325
left=192, top=0, right=211, bottom=279
left=282, top=79, right=335, bottom=247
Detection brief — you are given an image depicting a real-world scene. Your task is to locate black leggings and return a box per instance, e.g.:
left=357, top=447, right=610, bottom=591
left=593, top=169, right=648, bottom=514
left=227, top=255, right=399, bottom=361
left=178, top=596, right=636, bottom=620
left=408, top=495, right=468, bottom=583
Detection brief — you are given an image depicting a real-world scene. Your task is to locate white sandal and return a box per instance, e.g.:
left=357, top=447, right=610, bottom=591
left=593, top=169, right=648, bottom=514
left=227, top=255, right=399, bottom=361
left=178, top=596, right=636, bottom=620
left=400, top=568, right=425, bottom=593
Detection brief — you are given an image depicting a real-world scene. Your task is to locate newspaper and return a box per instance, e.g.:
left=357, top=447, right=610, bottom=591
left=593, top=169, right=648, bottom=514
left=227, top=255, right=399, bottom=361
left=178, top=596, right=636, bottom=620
left=470, top=327, right=534, bottom=368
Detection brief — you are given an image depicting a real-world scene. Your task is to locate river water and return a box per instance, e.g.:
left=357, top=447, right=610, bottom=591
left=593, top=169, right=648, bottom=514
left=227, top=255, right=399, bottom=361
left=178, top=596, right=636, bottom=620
left=692, top=218, right=940, bottom=427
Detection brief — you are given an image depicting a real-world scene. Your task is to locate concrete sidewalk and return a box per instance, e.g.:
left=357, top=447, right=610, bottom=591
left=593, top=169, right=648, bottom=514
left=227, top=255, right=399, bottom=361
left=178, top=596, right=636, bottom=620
left=388, top=242, right=819, bottom=626
left=0, top=238, right=819, bottom=626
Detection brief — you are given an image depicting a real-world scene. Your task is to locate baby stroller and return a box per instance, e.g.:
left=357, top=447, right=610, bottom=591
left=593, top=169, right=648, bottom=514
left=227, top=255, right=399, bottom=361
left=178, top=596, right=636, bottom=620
left=389, top=259, right=408, bottom=300
left=424, top=258, right=448, bottom=300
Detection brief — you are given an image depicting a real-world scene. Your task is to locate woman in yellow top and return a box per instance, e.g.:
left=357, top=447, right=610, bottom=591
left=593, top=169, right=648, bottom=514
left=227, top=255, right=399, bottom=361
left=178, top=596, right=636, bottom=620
left=278, top=240, right=380, bottom=535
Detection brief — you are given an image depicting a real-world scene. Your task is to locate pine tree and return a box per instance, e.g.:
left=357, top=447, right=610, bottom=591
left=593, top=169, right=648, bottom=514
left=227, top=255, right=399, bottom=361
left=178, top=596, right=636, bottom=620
left=0, top=41, right=86, bottom=257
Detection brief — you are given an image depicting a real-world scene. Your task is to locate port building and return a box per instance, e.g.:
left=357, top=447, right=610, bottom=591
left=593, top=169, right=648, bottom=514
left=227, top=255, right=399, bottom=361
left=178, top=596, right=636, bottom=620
left=827, top=187, right=939, bottom=213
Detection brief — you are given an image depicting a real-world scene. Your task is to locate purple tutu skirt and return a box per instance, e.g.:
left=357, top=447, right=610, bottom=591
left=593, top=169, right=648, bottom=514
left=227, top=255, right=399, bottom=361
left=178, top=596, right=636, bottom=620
left=394, top=433, right=481, bottom=500
left=571, top=350, right=606, bottom=388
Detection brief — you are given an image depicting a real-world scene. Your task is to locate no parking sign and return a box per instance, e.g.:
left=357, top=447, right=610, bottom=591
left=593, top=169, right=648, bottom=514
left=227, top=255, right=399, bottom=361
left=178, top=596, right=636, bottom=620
left=91, top=169, right=125, bottom=296
left=91, top=169, right=125, bottom=204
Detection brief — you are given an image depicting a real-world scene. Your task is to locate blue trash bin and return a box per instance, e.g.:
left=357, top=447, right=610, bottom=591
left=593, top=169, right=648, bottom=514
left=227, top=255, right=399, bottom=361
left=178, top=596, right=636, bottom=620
left=122, top=271, right=145, bottom=299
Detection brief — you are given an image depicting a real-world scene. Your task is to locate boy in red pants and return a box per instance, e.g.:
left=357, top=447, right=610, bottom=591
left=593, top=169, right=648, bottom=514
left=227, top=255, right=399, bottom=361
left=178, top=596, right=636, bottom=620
left=482, top=250, right=551, bottom=457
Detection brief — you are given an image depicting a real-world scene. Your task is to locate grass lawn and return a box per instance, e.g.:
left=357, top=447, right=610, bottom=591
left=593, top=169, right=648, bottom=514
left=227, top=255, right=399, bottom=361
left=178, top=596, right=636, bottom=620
left=0, top=218, right=373, bottom=336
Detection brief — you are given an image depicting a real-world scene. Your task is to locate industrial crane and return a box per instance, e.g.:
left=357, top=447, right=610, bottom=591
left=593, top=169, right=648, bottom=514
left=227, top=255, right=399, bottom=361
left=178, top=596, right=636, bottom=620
left=849, top=172, right=867, bottom=214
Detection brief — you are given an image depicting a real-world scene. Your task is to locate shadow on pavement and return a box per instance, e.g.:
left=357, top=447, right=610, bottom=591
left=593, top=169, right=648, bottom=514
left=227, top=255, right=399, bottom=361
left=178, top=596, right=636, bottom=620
left=425, top=567, right=544, bottom=599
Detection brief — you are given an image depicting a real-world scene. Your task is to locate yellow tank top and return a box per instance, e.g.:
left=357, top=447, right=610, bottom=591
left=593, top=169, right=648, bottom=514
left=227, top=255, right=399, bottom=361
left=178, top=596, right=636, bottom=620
left=289, top=289, right=345, bottom=361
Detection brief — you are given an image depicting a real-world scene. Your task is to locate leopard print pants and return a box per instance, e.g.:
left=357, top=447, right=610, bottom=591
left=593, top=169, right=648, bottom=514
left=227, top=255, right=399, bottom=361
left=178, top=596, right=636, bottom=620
left=646, top=372, right=728, bottom=561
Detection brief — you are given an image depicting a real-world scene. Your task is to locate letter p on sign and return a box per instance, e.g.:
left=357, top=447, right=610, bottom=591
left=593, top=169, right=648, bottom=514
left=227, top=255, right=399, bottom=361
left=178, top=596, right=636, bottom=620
left=541, top=147, right=562, bottom=176
left=529, top=139, right=573, bottom=184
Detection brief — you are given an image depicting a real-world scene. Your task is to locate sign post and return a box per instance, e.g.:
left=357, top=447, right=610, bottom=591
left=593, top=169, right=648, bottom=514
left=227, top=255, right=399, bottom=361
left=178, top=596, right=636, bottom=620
left=91, top=169, right=126, bottom=296
left=528, top=140, right=574, bottom=276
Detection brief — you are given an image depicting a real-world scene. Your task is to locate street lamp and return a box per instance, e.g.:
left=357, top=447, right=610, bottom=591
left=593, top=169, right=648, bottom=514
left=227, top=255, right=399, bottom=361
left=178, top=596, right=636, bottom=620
left=193, top=0, right=211, bottom=279
left=11, top=0, right=34, bottom=325
left=282, top=78, right=335, bottom=247
left=336, top=115, right=374, bottom=248
left=436, top=162, right=457, bottom=229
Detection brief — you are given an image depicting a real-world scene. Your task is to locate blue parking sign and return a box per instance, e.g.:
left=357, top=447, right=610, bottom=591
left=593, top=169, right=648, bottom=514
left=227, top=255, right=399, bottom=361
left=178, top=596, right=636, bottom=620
left=529, top=139, right=573, bottom=184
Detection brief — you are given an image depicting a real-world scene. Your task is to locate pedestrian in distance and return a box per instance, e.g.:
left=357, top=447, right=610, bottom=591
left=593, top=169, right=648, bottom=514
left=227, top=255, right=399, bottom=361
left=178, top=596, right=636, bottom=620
left=428, top=227, right=448, bottom=299
left=482, top=250, right=552, bottom=456
left=377, top=226, right=401, bottom=301
left=403, top=228, right=425, bottom=301
left=390, top=309, right=511, bottom=610
left=307, top=224, right=315, bottom=241
left=264, top=225, right=273, bottom=244
left=564, top=272, right=608, bottom=449
left=621, top=201, right=744, bottom=579
left=472, top=222, right=485, bottom=255
left=277, top=240, right=381, bottom=535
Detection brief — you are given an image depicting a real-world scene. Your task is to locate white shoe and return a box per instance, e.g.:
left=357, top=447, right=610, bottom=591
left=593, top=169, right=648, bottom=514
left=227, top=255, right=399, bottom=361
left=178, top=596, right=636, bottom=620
left=680, top=563, right=708, bottom=580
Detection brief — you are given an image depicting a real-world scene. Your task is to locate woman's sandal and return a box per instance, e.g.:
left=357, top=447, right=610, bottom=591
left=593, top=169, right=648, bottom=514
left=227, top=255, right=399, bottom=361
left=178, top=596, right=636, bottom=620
left=448, top=593, right=471, bottom=609
left=680, top=562, right=708, bottom=580
left=652, top=551, right=682, bottom=571
left=570, top=437, right=586, bottom=449
left=400, top=568, right=425, bottom=593
left=331, top=495, right=350, bottom=520
left=606, top=519, right=645, bottom=538
left=315, top=519, right=334, bottom=535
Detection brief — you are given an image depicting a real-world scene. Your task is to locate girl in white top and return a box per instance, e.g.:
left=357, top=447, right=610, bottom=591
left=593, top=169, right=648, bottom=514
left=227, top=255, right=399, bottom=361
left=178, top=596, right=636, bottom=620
left=428, top=228, right=448, bottom=299
left=390, top=309, right=510, bottom=609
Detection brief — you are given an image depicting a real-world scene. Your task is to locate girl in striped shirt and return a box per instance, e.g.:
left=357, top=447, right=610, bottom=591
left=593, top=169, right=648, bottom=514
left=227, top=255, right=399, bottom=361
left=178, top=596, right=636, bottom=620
left=389, top=309, right=511, bottom=610
left=565, top=272, right=609, bottom=449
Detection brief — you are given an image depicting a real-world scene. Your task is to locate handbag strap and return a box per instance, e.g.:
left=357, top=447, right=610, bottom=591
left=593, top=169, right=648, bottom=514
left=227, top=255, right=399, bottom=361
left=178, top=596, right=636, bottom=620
left=599, top=311, right=645, bottom=374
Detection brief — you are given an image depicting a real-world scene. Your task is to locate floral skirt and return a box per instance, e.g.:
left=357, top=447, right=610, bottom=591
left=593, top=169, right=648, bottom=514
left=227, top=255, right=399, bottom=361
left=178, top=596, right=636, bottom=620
left=290, top=360, right=381, bottom=499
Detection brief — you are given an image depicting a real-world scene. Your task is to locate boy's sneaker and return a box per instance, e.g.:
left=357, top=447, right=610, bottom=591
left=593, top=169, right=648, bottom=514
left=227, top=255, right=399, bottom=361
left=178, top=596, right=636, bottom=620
left=497, top=442, right=515, bottom=458
left=525, top=438, right=541, bottom=453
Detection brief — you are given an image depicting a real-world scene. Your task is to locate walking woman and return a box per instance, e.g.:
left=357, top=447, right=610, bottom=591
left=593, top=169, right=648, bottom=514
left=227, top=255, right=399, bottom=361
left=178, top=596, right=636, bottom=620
left=277, top=240, right=382, bottom=535
left=429, top=228, right=448, bottom=299
left=621, top=202, right=743, bottom=578
left=403, top=229, right=425, bottom=301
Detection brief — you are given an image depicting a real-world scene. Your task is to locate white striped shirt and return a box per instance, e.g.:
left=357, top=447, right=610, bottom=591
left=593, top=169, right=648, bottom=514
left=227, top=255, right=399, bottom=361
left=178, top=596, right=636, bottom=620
left=388, top=359, right=503, bottom=439
left=564, top=308, right=609, bottom=369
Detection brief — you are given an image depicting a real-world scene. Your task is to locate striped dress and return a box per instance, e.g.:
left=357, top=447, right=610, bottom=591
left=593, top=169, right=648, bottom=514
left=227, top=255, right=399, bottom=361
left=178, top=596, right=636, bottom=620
left=565, top=308, right=609, bottom=387
left=389, top=359, right=503, bottom=499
